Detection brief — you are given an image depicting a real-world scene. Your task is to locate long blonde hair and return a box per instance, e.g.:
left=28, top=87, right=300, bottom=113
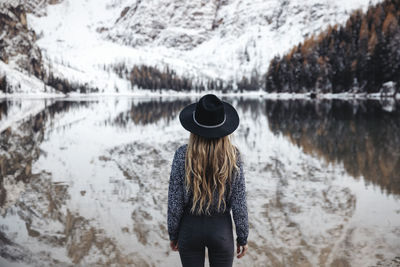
left=185, top=133, right=238, bottom=215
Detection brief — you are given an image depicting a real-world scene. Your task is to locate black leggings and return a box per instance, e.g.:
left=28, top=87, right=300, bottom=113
left=178, top=212, right=234, bottom=267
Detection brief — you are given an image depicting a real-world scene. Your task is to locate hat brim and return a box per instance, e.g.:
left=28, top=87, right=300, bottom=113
left=179, top=101, right=239, bottom=139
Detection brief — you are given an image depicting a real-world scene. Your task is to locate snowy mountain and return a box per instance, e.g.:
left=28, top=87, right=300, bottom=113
left=0, top=1, right=63, bottom=96
left=104, top=0, right=380, bottom=75
left=1, top=0, right=381, bottom=95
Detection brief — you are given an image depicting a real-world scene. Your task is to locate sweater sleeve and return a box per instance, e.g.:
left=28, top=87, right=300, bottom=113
left=167, top=147, right=185, bottom=241
left=231, top=154, right=249, bottom=246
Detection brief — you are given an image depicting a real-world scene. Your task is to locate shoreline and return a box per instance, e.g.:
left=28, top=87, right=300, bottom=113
left=0, top=90, right=399, bottom=100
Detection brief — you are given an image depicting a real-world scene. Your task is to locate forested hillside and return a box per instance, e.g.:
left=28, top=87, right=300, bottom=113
left=265, top=0, right=400, bottom=95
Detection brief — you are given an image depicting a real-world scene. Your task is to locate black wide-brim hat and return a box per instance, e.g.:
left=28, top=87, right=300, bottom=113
left=179, top=94, right=239, bottom=139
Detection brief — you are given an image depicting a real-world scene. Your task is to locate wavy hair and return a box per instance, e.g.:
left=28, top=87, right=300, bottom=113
left=185, top=133, right=238, bottom=215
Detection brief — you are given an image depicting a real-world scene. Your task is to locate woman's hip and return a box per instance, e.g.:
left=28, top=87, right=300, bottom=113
left=178, top=212, right=234, bottom=248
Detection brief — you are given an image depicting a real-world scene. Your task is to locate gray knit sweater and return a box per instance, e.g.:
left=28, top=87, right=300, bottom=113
left=167, top=144, right=249, bottom=246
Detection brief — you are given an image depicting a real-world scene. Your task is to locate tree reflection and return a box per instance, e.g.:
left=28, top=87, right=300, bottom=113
left=103, top=97, right=266, bottom=129
left=265, top=99, right=400, bottom=196
left=107, top=98, right=191, bottom=128
left=0, top=101, right=9, bottom=120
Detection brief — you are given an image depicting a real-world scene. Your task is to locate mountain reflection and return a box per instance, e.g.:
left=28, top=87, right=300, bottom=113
left=0, top=99, right=128, bottom=265
left=1, top=97, right=399, bottom=266
left=265, top=99, right=400, bottom=196
left=0, top=100, right=92, bottom=206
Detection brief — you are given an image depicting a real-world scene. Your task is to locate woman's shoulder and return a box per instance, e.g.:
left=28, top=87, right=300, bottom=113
left=173, top=144, right=187, bottom=161
left=234, top=146, right=243, bottom=164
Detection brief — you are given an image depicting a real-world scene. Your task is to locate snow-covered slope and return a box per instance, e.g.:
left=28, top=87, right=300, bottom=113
left=1, top=0, right=62, bottom=16
left=105, top=0, right=382, bottom=78
left=0, top=61, right=60, bottom=98
left=2, top=0, right=382, bottom=94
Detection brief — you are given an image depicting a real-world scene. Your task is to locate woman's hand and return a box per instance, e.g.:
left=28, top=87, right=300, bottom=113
left=170, top=240, right=179, bottom=251
left=236, top=242, right=248, bottom=258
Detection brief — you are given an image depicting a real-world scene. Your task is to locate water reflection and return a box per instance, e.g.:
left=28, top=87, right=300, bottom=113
left=0, top=97, right=399, bottom=266
left=0, top=99, right=126, bottom=265
left=265, top=99, right=400, bottom=196
left=0, top=100, right=92, bottom=207
left=106, top=98, right=191, bottom=128
left=0, top=101, right=9, bottom=120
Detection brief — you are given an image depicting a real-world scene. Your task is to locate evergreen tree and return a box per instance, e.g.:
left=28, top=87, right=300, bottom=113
left=265, top=0, right=400, bottom=95
left=0, top=75, right=8, bottom=93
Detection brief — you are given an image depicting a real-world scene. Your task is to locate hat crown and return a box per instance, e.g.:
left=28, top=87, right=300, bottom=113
left=194, top=94, right=225, bottom=127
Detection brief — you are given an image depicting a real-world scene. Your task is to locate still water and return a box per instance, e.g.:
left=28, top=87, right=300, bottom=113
left=0, top=97, right=399, bottom=267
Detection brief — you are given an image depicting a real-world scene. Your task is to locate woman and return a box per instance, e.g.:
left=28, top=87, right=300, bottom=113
left=167, top=94, right=249, bottom=267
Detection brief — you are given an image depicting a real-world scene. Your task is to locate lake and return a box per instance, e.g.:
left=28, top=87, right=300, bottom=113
left=0, top=96, right=399, bottom=267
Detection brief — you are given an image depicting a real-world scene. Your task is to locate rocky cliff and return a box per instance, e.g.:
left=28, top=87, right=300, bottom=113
left=0, top=3, right=43, bottom=78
